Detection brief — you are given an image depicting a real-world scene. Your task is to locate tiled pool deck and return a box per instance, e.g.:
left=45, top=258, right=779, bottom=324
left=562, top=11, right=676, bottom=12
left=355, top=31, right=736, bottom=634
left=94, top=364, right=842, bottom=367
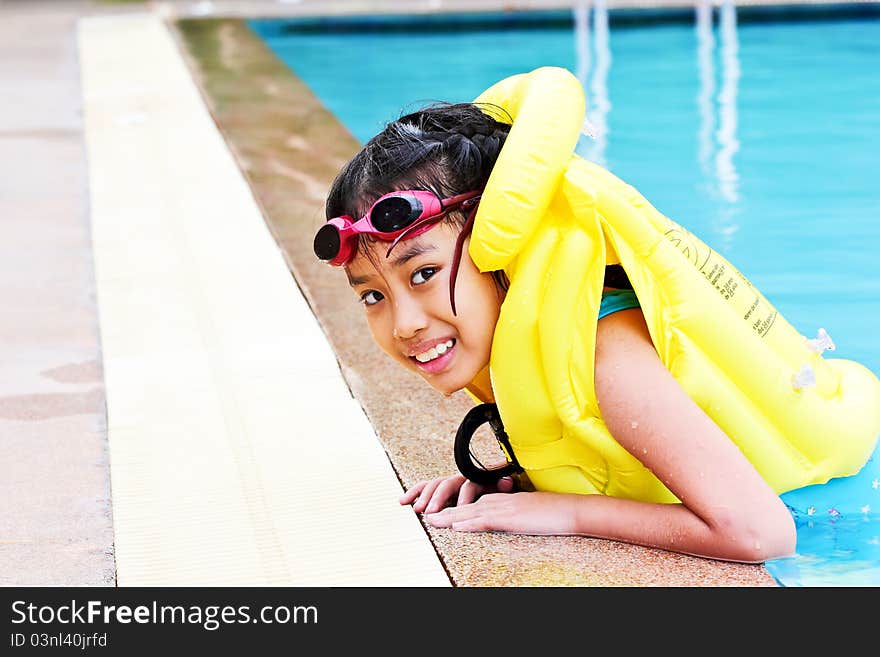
left=10, top=0, right=873, bottom=586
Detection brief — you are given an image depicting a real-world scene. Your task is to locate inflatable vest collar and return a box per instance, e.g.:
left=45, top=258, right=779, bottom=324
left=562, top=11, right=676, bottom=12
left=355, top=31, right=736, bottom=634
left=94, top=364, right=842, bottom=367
left=464, top=67, right=880, bottom=501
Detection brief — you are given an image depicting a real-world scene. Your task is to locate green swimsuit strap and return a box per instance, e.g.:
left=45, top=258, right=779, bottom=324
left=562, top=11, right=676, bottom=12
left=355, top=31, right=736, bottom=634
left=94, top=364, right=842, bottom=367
left=598, top=288, right=640, bottom=320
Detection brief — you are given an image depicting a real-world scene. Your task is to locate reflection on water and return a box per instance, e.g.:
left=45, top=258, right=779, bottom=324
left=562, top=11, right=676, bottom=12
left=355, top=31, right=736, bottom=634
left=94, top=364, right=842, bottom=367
left=696, top=0, right=716, bottom=179
left=574, top=0, right=611, bottom=166
left=574, top=1, right=591, bottom=91
left=708, top=0, right=742, bottom=249
left=591, top=0, right=612, bottom=167
left=716, top=0, right=741, bottom=206
left=577, top=0, right=743, bottom=247
left=712, top=1, right=742, bottom=249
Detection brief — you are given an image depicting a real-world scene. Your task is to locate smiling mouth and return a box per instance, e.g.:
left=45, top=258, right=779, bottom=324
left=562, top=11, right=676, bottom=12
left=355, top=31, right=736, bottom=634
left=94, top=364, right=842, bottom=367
left=412, top=339, right=455, bottom=363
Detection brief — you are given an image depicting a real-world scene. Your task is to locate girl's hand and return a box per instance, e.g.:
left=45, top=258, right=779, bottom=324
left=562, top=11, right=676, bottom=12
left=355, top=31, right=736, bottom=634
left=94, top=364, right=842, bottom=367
left=423, top=491, right=578, bottom=535
left=400, top=471, right=515, bottom=514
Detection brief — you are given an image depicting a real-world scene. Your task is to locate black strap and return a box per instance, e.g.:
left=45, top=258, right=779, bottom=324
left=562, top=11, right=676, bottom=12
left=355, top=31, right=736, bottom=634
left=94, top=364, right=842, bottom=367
left=454, top=403, right=523, bottom=486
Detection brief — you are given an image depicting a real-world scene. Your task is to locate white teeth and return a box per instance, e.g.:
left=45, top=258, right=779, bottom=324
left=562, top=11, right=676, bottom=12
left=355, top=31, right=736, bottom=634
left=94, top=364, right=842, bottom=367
left=414, top=339, right=454, bottom=363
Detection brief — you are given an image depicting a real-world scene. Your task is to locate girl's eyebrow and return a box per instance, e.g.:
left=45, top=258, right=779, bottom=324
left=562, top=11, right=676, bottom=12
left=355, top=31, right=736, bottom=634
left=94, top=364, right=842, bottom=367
left=347, top=243, right=438, bottom=288
left=347, top=271, right=371, bottom=287
left=390, top=242, right=437, bottom=268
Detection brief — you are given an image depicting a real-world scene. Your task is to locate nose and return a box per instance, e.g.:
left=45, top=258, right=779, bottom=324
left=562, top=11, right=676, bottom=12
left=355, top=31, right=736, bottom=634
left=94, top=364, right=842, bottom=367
left=392, top=294, right=428, bottom=341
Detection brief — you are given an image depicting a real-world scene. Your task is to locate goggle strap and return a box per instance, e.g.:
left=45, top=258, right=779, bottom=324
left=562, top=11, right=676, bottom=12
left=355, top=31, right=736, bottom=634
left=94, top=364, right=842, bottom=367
left=449, top=202, right=479, bottom=317
left=384, top=212, right=449, bottom=260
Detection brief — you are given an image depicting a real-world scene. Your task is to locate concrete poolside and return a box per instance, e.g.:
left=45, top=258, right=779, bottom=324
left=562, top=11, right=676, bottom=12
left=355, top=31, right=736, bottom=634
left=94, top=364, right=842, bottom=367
left=10, top=0, right=867, bottom=586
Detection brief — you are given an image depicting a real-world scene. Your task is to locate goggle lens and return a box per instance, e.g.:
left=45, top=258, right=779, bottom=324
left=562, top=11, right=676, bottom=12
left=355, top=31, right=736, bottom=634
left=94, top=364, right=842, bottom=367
left=313, top=223, right=342, bottom=262
left=370, top=195, right=423, bottom=233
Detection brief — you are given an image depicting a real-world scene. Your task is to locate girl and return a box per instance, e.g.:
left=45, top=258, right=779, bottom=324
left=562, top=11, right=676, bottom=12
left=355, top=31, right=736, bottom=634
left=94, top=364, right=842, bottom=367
left=314, top=68, right=880, bottom=566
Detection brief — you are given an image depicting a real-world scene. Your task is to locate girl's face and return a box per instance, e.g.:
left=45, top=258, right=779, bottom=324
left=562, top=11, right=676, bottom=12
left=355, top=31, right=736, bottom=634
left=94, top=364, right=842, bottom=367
left=345, top=222, right=504, bottom=396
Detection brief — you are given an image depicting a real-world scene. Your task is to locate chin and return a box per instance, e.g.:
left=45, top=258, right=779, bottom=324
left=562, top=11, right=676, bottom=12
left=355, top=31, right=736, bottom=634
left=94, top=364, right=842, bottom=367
left=421, top=372, right=466, bottom=397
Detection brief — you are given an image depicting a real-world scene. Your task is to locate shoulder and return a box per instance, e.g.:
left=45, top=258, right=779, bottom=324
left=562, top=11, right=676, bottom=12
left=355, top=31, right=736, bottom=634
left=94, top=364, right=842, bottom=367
left=594, top=308, right=660, bottom=400
left=594, top=307, right=708, bottom=446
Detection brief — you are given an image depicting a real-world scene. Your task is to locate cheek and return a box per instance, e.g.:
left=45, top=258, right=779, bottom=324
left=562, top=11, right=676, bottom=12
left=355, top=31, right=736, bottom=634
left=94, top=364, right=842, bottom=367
left=460, top=275, right=502, bottom=346
left=478, top=302, right=501, bottom=349
left=365, top=313, right=393, bottom=356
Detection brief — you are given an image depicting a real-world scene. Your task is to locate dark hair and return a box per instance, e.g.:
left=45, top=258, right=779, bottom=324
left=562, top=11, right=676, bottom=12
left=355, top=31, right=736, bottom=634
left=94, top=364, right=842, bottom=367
left=326, top=101, right=511, bottom=222
left=324, top=101, right=512, bottom=309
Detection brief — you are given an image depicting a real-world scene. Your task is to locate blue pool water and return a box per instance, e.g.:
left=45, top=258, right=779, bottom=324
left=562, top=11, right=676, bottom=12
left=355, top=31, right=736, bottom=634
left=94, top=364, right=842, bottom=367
left=249, top=6, right=880, bottom=585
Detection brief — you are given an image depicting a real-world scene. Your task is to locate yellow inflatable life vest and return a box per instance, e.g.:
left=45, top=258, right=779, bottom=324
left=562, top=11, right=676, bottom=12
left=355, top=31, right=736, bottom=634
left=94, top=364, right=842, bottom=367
left=464, top=66, right=880, bottom=502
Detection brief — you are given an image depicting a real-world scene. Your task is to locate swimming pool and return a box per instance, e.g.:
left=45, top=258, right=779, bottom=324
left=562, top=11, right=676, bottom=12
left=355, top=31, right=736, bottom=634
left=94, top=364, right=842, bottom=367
left=248, top=4, right=880, bottom=586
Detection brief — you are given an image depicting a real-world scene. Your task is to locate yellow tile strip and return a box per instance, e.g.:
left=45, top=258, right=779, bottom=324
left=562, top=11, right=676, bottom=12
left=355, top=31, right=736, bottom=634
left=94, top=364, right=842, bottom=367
left=77, top=13, right=449, bottom=586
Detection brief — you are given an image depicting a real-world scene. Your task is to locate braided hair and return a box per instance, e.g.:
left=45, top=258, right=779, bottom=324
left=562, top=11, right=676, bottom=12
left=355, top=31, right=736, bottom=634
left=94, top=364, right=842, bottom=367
left=325, top=101, right=511, bottom=223
left=324, top=101, right=512, bottom=310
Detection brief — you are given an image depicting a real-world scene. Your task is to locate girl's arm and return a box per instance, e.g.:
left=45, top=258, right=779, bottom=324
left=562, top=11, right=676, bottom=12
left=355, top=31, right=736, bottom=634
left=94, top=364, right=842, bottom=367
left=426, top=308, right=797, bottom=563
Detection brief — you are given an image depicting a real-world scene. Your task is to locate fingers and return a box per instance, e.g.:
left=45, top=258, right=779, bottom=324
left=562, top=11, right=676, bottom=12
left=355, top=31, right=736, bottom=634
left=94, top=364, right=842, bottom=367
left=457, top=474, right=515, bottom=506
left=401, top=474, right=467, bottom=514
left=421, top=475, right=466, bottom=514
left=496, top=476, right=515, bottom=493
left=424, top=506, right=463, bottom=529
left=456, top=479, right=483, bottom=506
left=411, top=478, right=444, bottom=514
left=403, top=473, right=516, bottom=516
left=425, top=501, right=493, bottom=532
left=399, top=481, right=427, bottom=505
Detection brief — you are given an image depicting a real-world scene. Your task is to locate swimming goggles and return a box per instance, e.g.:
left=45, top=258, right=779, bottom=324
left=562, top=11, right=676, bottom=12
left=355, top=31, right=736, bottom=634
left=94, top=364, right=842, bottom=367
left=314, top=189, right=482, bottom=267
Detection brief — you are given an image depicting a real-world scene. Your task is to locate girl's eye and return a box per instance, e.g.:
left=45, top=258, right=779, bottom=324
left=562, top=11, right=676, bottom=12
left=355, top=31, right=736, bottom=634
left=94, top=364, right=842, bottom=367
left=411, top=267, right=438, bottom=286
left=360, top=290, right=384, bottom=306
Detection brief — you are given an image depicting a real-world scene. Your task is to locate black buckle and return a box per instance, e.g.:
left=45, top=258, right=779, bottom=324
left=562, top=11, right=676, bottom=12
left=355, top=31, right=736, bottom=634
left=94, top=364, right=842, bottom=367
left=454, top=403, right=523, bottom=485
